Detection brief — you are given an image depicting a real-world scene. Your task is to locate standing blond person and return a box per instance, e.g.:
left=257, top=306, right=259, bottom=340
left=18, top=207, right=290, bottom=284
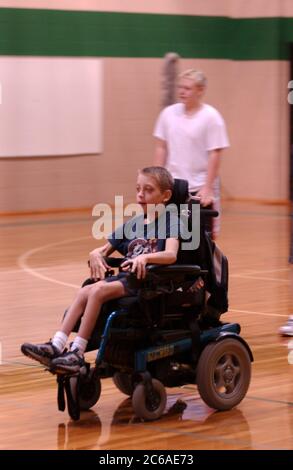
left=154, top=69, right=229, bottom=237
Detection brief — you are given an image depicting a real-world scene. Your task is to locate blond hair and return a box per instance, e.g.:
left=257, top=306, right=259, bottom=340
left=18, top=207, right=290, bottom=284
left=179, top=69, right=207, bottom=87
left=139, top=166, right=174, bottom=193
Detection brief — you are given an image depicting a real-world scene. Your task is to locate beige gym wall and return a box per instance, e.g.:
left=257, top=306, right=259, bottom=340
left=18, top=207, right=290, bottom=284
left=0, top=1, right=291, bottom=212
left=0, top=0, right=229, bottom=16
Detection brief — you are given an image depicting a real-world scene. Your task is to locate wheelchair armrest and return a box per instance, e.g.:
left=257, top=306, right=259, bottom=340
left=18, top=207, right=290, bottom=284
left=87, top=257, right=125, bottom=269
left=126, top=263, right=205, bottom=299
left=103, top=257, right=126, bottom=268
left=125, top=264, right=205, bottom=299
left=146, top=264, right=202, bottom=277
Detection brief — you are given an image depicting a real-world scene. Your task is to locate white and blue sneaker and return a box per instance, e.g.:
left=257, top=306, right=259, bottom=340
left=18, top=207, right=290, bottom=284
left=279, top=316, right=293, bottom=337
left=51, top=348, right=85, bottom=375
left=21, top=341, right=61, bottom=367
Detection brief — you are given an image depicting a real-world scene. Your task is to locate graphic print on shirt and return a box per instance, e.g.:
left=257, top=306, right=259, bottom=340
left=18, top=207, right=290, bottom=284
left=126, top=238, right=159, bottom=259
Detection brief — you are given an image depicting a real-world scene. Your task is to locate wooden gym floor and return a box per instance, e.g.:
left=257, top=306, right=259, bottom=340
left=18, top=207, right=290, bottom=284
left=0, top=201, right=292, bottom=450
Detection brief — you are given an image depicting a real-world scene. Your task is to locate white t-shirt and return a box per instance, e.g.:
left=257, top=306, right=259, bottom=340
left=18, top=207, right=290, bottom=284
left=153, top=103, right=229, bottom=193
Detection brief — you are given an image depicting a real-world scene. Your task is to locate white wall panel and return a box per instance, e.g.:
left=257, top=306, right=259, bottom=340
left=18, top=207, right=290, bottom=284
left=0, top=57, right=103, bottom=157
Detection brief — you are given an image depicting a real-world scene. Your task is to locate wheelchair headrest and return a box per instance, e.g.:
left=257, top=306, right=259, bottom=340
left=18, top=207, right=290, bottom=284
left=168, top=178, right=189, bottom=208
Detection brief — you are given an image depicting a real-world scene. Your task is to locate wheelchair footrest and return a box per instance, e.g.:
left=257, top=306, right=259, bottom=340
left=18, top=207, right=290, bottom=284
left=56, top=374, right=80, bottom=421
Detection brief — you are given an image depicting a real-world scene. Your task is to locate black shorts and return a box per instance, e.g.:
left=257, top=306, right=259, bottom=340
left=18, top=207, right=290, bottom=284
left=104, top=272, right=138, bottom=296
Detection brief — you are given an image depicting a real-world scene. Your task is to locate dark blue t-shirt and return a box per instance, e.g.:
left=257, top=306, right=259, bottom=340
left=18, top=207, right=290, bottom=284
left=108, top=208, right=184, bottom=258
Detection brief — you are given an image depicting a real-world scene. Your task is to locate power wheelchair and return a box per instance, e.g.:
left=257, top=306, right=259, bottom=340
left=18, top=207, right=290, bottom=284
left=55, top=179, right=253, bottom=421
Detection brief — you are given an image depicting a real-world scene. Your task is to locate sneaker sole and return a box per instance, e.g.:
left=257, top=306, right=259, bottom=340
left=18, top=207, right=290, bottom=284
left=51, top=364, right=81, bottom=375
left=21, top=345, right=52, bottom=367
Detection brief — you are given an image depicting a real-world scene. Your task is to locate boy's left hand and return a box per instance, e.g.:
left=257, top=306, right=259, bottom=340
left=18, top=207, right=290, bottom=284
left=121, top=255, right=148, bottom=280
left=120, top=259, right=133, bottom=273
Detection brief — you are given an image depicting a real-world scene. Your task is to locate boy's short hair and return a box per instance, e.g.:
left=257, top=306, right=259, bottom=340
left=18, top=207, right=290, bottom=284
left=179, top=69, right=207, bottom=87
left=139, top=166, right=174, bottom=193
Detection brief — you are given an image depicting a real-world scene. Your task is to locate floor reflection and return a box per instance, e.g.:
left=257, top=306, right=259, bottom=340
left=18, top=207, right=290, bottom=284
left=108, top=393, right=251, bottom=449
left=57, top=410, right=101, bottom=450
left=56, top=389, right=252, bottom=450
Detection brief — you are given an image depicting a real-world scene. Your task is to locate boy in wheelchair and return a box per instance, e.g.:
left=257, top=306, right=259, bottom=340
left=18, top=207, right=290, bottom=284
left=21, top=166, right=252, bottom=420
left=21, top=166, right=188, bottom=374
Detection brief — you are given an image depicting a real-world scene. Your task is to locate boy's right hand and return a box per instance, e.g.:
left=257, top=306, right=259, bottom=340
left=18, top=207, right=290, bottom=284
left=89, top=249, right=110, bottom=281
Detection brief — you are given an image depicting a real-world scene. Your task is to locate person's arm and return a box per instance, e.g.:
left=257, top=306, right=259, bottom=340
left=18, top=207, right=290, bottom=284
left=197, top=148, right=222, bottom=206
left=89, top=242, right=116, bottom=280
left=154, top=138, right=168, bottom=167
left=121, top=238, right=179, bottom=279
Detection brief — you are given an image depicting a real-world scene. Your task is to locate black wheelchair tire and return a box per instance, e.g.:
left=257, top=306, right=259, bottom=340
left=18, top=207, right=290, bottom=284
left=132, top=378, right=167, bottom=421
left=78, top=368, right=101, bottom=411
left=112, top=372, right=134, bottom=396
left=196, top=338, right=251, bottom=410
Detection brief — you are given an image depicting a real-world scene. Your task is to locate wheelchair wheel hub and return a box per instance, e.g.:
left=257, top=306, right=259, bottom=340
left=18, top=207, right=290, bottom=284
left=214, top=352, right=241, bottom=394
left=223, top=366, right=234, bottom=383
left=146, top=391, right=161, bottom=412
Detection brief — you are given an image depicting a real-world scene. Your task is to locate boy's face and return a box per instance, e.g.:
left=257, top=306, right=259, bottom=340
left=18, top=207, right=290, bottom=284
left=177, top=77, right=205, bottom=107
left=136, top=173, right=171, bottom=214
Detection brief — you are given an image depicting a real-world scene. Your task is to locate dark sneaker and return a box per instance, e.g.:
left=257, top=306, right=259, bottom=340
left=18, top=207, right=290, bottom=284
left=21, top=341, right=61, bottom=367
left=51, top=349, right=85, bottom=375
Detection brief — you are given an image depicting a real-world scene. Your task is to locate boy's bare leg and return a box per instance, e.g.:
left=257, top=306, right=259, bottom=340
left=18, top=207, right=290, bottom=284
left=60, top=284, right=93, bottom=336
left=61, top=281, right=126, bottom=339
left=50, top=281, right=127, bottom=374
left=77, top=281, right=126, bottom=340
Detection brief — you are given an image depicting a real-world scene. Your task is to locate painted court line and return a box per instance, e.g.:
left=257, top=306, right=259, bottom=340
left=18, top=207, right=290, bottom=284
left=17, top=240, right=291, bottom=318
left=18, top=236, right=90, bottom=289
